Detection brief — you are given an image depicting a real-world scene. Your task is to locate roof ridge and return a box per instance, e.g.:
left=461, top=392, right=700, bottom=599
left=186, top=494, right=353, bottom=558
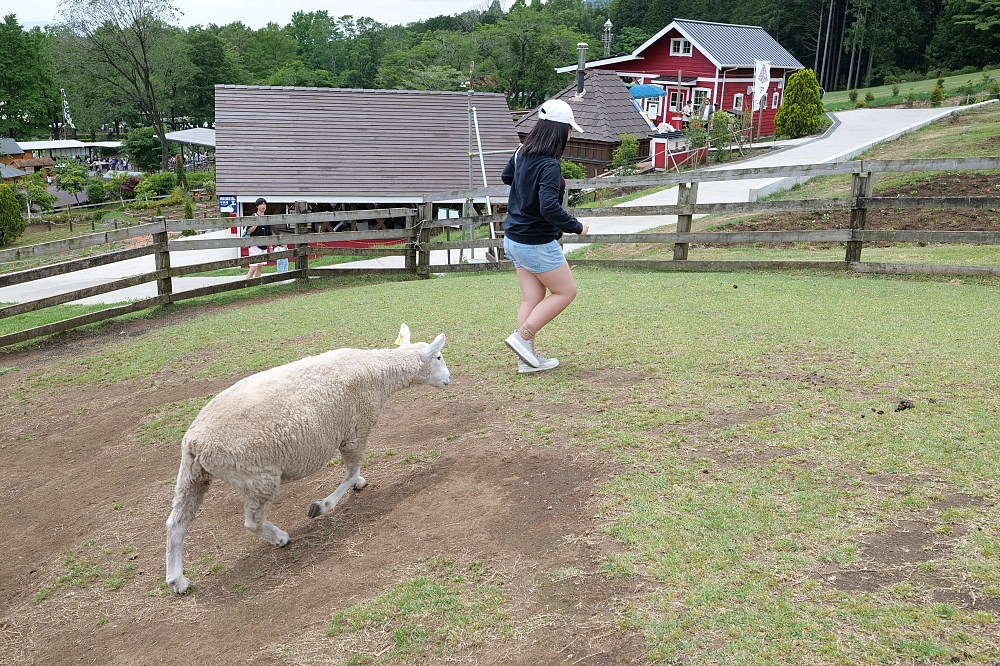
left=674, top=17, right=765, bottom=30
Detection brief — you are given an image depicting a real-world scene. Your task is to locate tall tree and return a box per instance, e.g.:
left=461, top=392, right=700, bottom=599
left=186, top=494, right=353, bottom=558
left=57, top=0, right=180, bottom=170
left=0, top=15, right=60, bottom=139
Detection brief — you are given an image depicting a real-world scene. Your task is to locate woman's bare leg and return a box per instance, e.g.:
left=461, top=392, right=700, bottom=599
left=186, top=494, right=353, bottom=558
left=516, top=262, right=578, bottom=336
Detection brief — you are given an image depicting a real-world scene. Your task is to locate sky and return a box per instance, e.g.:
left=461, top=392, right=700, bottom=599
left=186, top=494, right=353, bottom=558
left=16, top=0, right=498, bottom=30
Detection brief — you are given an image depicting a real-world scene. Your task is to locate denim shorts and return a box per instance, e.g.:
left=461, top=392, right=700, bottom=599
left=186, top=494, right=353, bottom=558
left=503, top=237, right=566, bottom=274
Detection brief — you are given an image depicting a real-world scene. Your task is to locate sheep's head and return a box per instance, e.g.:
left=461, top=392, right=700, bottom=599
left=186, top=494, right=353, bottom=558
left=413, top=334, right=449, bottom=388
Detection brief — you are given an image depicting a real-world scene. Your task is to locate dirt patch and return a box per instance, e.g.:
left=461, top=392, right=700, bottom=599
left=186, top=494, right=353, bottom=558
left=0, top=348, right=649, bottom=665
left=709, top=174, right=1000, bottom=238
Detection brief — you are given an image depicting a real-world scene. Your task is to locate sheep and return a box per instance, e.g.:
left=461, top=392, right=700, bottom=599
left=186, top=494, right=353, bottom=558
left=165, top=324, right=449, bottom=594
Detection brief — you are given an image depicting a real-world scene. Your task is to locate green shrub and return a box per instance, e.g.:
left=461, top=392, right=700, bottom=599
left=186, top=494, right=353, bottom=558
left=203, top=180, right=216, bottom=196
left=892, top=83, right=899, bottom=97
left=929, top=83, right=944, bottom=107
left=848, top=89, right=858, bottom=103
left=174, top=153, right=185, bottom=188
left=983, top=66, right=992, bottom=83
left=560, top=159, right=586, bottom=180
left=854, top=100, right=867, bottom=108
left=989, top=81, right=1000, bottom=99
left=708, top=111, right=733, bottom=162
left=145, top=171, right=176, bottom=196
left=123, top=127, right=162, bottom=173
left=183, top=200, right=194, bottom=219
left=864, top=91, right=875, bottom=103
left=0, top=183, right=26, bottom=246
left=937, top=77, right=946, bottom=88
left=611, top=134, right=639, bottom=175
left=85, top=179, right=107, bottom=205
left=774, top=68, right=824, bottom=139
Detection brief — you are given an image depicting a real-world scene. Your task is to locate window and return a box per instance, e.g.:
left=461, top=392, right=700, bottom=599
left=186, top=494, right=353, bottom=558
left=646, top=96, right=661, bottom=118
left=733, top=94, right=744, bottom=111
left=670, top=38, right=692, bottom=56
left=669, top=91, right=681, bottom=112
left=773, top=91, right=781, bottom=108
left=693, top=89, right=708, bottom=109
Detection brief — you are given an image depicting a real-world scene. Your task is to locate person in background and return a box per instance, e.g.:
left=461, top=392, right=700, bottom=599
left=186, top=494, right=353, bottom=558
left=245, top=197, right=272, bottom=280
left=500, top=99, right=589, bottom=374
left=701, top=95, right=715, bottom=123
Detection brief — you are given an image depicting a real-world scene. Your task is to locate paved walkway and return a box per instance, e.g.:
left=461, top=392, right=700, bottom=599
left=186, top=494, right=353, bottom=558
left=3, top=103, right=992, bottom=306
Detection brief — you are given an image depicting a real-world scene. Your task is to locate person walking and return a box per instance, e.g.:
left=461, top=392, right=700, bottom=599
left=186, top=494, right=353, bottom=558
left=501, top=99, right=589, bottom=373
left=245, top=197, right=272, bottom=280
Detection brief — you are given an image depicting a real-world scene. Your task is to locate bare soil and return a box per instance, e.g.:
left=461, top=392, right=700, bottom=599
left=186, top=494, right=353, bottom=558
left=713, top=174, right=1000, bottom=236
left=0, top=317, right=647, bottom=666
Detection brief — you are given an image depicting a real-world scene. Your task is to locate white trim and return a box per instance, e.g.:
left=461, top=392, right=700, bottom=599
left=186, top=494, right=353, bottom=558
left=555, top=54, right=642, bottom=74
left=235, top=195, right=426, bottom=207
left=733, top=94, right=744, bottom=111
left=772, top=91, right=781, bottom=108
left=670, top=38, right=693, bottom=57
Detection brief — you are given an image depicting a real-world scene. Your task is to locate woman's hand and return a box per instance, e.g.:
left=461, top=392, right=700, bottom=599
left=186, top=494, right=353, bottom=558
left=578, top=222, right=589, bottom=237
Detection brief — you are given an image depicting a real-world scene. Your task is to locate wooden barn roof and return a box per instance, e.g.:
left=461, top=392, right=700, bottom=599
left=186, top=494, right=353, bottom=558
left=514, top=70, right=654, bottom=144
left=215, top=86, right=519, bottom=199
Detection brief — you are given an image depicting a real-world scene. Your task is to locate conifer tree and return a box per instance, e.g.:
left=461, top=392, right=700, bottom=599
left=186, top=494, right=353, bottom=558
left=774, top=68, right=824, bottom=139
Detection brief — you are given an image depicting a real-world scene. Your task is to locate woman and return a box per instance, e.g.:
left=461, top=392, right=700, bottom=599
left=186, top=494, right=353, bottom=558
left=245, top=197, right=272, bottom=279
left=501, top=99, right=589, bottom=373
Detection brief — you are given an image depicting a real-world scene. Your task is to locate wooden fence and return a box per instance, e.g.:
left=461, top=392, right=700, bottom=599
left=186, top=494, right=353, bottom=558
left=3, top=157, right=1000, bottom=347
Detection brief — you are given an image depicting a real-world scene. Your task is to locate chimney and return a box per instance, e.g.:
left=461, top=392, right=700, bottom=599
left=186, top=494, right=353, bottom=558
left=576, top=43, right=588, bottom=96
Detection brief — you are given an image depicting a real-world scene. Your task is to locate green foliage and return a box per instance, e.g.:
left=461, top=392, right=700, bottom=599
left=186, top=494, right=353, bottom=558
left=174, top=153, right=185, bottom=188
left=0, top=16, right=59, bottom=138
left=929, top=83, right=944, bottom=106
left=892, top=82, right=900, bottom=96
left=610, top=134, right=639, bottom=174
left=560, top=159, right=586, bottom=180
left=907, top=88, right=917, bottom=106
left=183, top=200, right=193, bottom=219
left=774, top=69, right=824, bottom=139
left=708, top=111, right=734, bottom=162
left=85, top=179, right=107, bottom=205
left=144, top=172, right=177, bottom=196
left=848, top=88, right=859, bottom=103
left=54, top=162, right=87, bottom=203
left=123, top=127, right=163, bottom=174
left=865, top=91, right=876, bottom=103
left=0, top=183, right=26, bottom=245
left=854, top=99, right=867, bottom=108
left=14, top=171, right=57, bottom=214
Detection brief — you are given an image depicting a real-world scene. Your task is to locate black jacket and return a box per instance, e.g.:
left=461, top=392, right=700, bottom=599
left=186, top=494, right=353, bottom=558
left=501, top=150, right=583, bottom=245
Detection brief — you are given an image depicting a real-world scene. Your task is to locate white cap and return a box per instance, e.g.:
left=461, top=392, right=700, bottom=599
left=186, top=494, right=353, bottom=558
left=538, top=99, right=583, bottom=132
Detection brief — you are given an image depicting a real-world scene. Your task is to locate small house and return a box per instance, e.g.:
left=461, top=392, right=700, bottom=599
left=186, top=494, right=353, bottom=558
left=514, top=69, right=656, bottom=178
left=0, top=138, right=24, bottom=165
left=557, top=19, right=803, bottom=137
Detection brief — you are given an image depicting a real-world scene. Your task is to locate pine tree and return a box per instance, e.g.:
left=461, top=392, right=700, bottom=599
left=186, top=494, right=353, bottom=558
left=0, top=183, right=27, bottom=246
left=774, top=69, right=824, bottom=139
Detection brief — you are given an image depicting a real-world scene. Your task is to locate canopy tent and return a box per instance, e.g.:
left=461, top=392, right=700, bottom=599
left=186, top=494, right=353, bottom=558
left=165, top=128, right=216, bottom=148
left=629, top=84, right=667, bottom=99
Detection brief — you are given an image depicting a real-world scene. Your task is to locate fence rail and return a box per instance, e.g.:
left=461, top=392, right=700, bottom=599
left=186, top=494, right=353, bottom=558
left=4, top=156, right=1000, bottom=347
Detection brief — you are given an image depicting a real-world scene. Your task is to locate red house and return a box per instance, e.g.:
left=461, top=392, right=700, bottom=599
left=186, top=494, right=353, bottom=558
left=557, top=19, right=803, bottom=137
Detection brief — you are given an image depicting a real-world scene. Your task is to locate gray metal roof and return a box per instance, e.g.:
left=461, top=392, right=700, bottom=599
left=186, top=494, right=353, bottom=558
left=673, top=19, right=803, bottom=69
left=0, top=164, right=27, bottom=179
left=0, top=137, right=23, bottom=156
left=165, top=128, right=216, bottom=148
left=515, top=70, right=654, bottom=144
left=215, top=86, right=519, bottom=199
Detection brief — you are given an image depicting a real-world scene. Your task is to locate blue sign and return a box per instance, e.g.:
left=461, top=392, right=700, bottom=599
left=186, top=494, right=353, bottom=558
left=219, top=195, right=237, bottom=214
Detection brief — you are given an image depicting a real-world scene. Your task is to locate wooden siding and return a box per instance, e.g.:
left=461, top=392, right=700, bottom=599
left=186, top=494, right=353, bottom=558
left=215, top=86, right=520, bottom=199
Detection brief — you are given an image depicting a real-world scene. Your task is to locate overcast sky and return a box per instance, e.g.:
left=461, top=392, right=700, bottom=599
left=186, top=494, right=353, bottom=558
left=17, top=0, right=498, bottom=30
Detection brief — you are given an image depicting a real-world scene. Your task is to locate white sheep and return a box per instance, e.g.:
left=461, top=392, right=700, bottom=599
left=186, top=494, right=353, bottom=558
left=165, top=324, right=449, bottom=594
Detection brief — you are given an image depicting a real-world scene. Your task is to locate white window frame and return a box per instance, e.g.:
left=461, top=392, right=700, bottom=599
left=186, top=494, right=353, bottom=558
left=693, top=88, right=710, bottom=110
left=669, top=91, right=681, bottom=112
left=670, top=38, right=692, bottom=57
left=733, top=93, right=744, bottom=111
left=773, top=91, right=781, bottom=108
left=646, top=96, right=661, bottom=118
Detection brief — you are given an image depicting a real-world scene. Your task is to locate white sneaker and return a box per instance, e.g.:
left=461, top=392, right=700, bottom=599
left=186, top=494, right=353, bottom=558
left=505, top=330, right=539, bottom=367
left=518, top=353, right=559, bottom=373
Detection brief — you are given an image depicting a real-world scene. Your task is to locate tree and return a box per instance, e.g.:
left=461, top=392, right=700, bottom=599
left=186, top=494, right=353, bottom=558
left=774, top=68, right=824, bottom=138
left=174, top=151, right=185, bottom=188
left=123, top=126, right=163, bottom=173
left=54, top=161, right=88, bottom=203
left=15, top=171, right=57, bottom=217
left=0, top=15, right=61, bottom=138
left=0, top=183, right=26, bottom=246
left=57, top=0, right=181, bottom=170
left=611, top=134, right=639, bottom=174
left=929, top=81, right=944, bottom=106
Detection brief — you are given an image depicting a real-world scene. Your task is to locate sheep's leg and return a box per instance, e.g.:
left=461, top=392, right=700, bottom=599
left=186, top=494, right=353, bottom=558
left=308, top=445, right=365, bottom=518
left=239, top=474, right=290, bottom=546
left=165, top=452, right=210, bottom=595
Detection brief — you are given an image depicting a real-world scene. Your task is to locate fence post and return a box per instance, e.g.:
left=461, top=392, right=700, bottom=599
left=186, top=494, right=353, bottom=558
left=846, top=171, right=873, bottom=263
left=673, top=182, right=699, bottom=260
left=152, top=215, right=172, bottom=299
left=294, top=200, right=309, bottom=278
left=405, top=210, right=418, bottom=273
left=417, top=203, right=432, bottom=279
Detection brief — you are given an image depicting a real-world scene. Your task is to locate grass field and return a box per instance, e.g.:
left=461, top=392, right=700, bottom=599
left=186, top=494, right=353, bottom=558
left=8, top=267, right=1000, bottom=664
left=821, top=68, right=1000, bottom=112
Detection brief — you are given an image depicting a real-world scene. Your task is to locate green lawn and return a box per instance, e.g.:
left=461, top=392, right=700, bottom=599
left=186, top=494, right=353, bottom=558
left=10, top=268, right=1000, bottom=664
left=822, top=68, right=1000, bottom=111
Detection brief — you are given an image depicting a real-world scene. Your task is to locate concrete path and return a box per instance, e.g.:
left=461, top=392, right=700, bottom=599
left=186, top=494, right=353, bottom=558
left=4, top=103, right=991, bottom=305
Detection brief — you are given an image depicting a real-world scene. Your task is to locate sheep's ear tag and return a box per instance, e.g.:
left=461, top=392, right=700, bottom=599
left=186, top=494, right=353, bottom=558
left=394, top=323, right=411, bottom=346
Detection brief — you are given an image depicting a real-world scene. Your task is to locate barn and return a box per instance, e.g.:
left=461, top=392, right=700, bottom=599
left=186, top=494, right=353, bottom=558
left=557, top=19, right=803, bottom=138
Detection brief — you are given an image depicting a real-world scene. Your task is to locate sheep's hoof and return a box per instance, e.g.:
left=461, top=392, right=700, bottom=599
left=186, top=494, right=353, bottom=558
left=307, top=501, right=323, bottom=518
left=168, top=575, right=192, bottom=595
left=354, top=476, right=367, bottom=490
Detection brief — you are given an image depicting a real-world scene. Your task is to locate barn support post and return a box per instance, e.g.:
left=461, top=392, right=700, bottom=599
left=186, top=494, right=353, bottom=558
left=846, top=171, right=873, bottom=263
left=152, top=216, right=173, bottom=298
left=673, top=182, right=699, bottom=260
left=294, top=200, right=309, bottom=278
